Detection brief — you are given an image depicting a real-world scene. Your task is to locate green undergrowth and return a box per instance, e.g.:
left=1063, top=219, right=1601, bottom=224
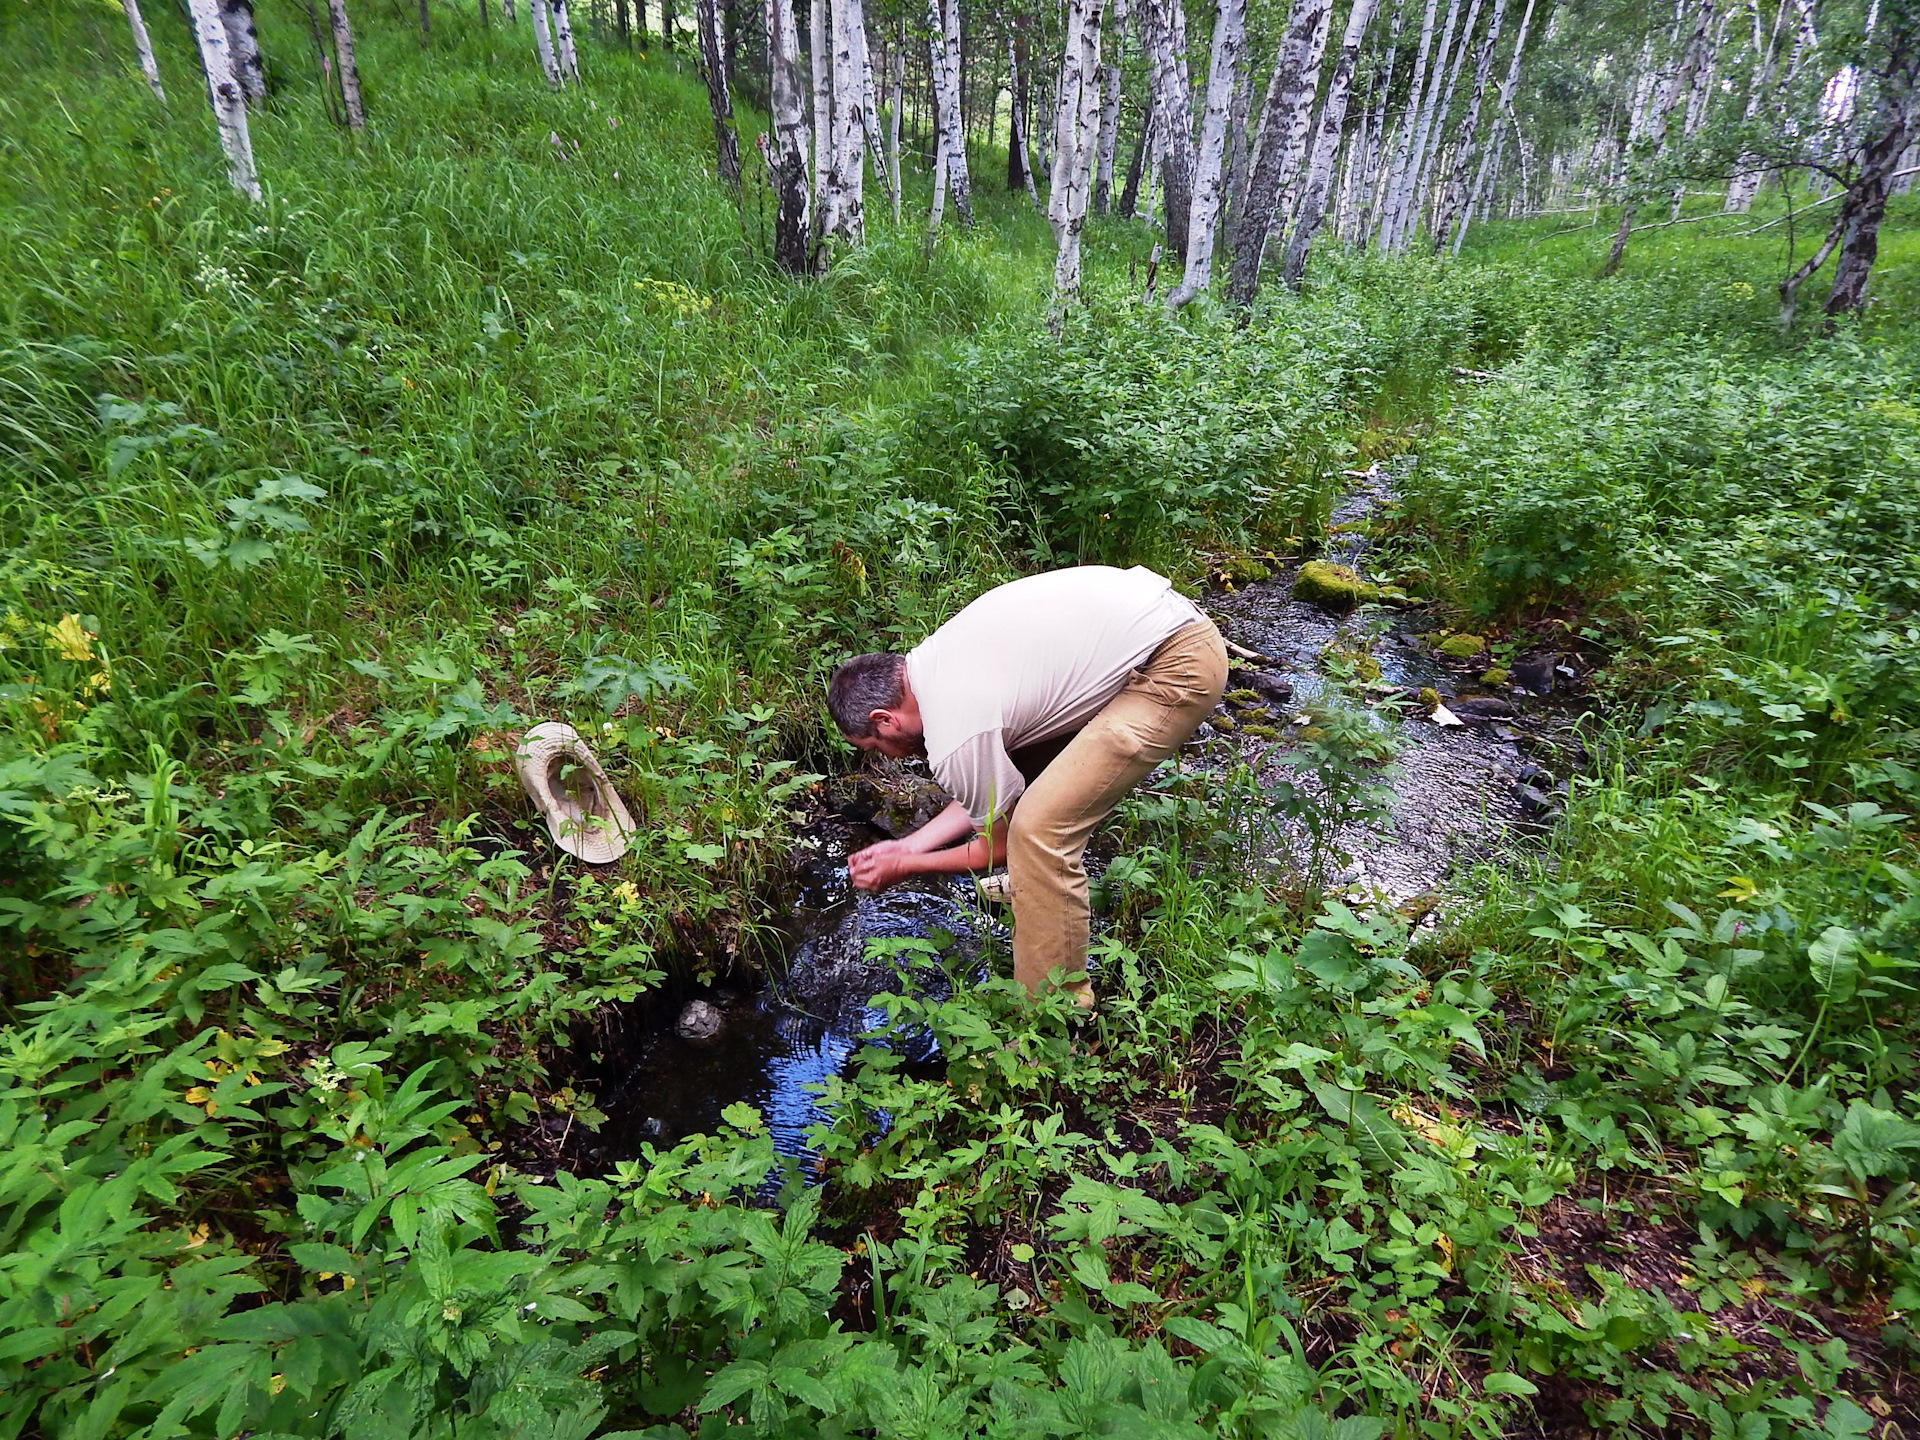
left=3, top=2, right=1919, bottom=1436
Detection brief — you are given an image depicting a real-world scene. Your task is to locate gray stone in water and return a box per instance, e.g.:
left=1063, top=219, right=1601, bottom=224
left=1516, top=784, right=1560, bottom=819
left=1510, top=654, right=1557, bottom=694
left=1238, top=669, right=1296, bottom=704
left=1450, top=696, right=1518, bottom=720
left=676, top=999, right=723, bottom=1040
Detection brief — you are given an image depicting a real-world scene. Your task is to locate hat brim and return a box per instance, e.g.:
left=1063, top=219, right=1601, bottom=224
left=514, top=722, right=637, bottom=865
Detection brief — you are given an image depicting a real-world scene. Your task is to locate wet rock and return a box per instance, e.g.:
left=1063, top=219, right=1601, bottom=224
left=1513, top=762, right=1554, bottom=789
left=1516, top=785, right=1560, bottom=819
left=1293, top=560, right=1382, bottom=611
left=1450, top=696, right=1518, bottom=721
left=1238, top=669, right=1296, bottom=704
left=1511, top=653, right=1557, bottom=694
left=1186, top=721, right=1218, bottom=745
left=676, top=999, right=723, bottom=1040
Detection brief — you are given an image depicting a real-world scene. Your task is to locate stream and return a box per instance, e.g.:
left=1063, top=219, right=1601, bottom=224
left=583, top=470, right=1595, bottom=1173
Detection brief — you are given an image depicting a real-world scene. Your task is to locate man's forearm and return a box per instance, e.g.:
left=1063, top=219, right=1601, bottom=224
left=898, top=800, right=980, bottom=855
left=898, top=814, right=1009, bottom=875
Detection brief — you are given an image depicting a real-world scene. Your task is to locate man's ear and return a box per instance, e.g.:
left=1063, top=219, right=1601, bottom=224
left=867, top=708, right=893, bottom=735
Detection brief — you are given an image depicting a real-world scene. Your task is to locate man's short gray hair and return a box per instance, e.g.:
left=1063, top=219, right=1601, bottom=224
left=828, top=653, right=907, bottom=737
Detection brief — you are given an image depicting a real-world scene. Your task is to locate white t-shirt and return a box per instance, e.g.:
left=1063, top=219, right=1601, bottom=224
left=905, top=566, right=1204, bottom=825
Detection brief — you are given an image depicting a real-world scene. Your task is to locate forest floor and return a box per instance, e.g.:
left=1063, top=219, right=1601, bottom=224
left=4, top=4, right=1920, bottom=1438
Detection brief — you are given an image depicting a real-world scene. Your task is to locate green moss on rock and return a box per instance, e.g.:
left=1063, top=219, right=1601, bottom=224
left=1481, top=666, right=1510, bottom=686
left=1293, top=560, right=1381, bottom=610
left=1438, top=633, right=1486, bottom=658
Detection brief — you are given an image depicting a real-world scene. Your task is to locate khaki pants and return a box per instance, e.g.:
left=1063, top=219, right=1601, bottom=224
left=1007, top=619, right=1228, bottom=997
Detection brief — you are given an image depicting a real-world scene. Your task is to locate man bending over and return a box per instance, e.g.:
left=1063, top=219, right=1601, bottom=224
left=826, top=565, right=1227, bottom=1006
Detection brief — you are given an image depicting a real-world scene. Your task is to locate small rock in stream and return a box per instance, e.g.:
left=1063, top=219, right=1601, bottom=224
left=676, top=999, right=723, bottom=1040
left=1450, top=696, right=1518, bottom=721
left=1236, top=669, right=1296, bottom=704
left=1516, top=785, right=1560, bottom=819
left=1511, top=654, right=1557, bottom=694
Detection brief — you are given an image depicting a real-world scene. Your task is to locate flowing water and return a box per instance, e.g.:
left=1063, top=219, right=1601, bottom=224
left=586, top=471, right=1592, bottom=1171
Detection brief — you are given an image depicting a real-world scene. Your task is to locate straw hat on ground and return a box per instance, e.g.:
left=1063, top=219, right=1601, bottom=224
left=513, top=721, right=637, bottom=865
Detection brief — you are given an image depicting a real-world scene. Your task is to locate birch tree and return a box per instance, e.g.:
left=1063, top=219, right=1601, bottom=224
left=532, top=0, right=562, bottom=84
left=1385, top=0, right=1470, bottom=252
left=187, top=0, right=261, bottom=200
left=1092, top=0, right=1129, bottom=211
left=1373, top=0, right=1441, bottom=248
left=321, top=0, right=367, bottom=127
left=1601, top=0, right=1712, bottom=276
left=1449, top=0, right=1533, bottom=254
left=695, top=0, right=744, bottom=199
left=1429, top=0, right=1506, bottom=251
left=1226, top=0, right=1332, bottom=307
left=766, top=0, right=814, bottom=269
left=553, top=0, right=582, bottom=79
left=219, top=0, right=268, bottom=103
left=1007, top=31, right=1043, bottom=205
left=927, top=0, right=974, bottom=226
left=121, top=0, right=167, bottom=103
left=1727, top=0, right=1818, bottom=210
left=1280, top=0, right=1380, bottom=287
left=1049, top=0, right=1109, bottom=300
left=1137, top=0, right=1197, bottom=259
left=1168, top=0, right=1249, bottom=306
left=1348, top=0, right=1406, bottom=242
left=811, top=0, right=834, bottom=233
left=821, top=0, right=871, bottom=247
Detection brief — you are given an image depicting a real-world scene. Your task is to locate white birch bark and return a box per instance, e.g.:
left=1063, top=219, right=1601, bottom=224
left=327, top=0, right=367, bottom=129
left=532, top=0, right=562, bottom=84
left=1167, top=0, right=1249, bottom=305
left=1451, top=0, right=1532, bottom=253
left=1049, top=0, right=1109, bottom=299
left=1224, top=0, right=1330, bottom=306
left=1388, top=0, right=1472, bottom=253
left=767, top=0, right=814, bottom=269
left=553, top=0, right=581, bottom=78
left=218, top=0, right=267, bottom=104
left=1092, top=0, right=1129, bottom=212
left=122, top=0, right=167, bottom=103
left=1006, top=31, right=1043, bottom=207
left=824, top=0, right=868, bottom=247
left=1430, top=0, right=1505, bottom=251
left=889, top=23, right=906, bottom=219
left=861, top=44, right=896, bottom=222
left=1350, top=0, right=1406, bottom=243
left=1280, top=0, right=1380, bottom=286
left=811, top=0, right=834, bottom=236
left=1373, top=0, right=1440, bottom=249
left=187, top=0, right=261, bottom=200
left=503, top=0, right=515, bottom=19
left=926, top=0, right=973, bottom=225
left=1136, top=0, right=1196, bottom=257
left=1220, top=54, right=1257, bottom=258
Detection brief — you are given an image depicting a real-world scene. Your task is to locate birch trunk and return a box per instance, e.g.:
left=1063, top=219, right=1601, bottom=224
left=889, top=24, right=906, bottom=218
left=767, top=0, right=814, bottom=270
left=1220, top=54, right=1257, bottom=261
left=1049, top=0, right=1109, bottom=299
left=1136, top=0, right=1196, bottom=259
left=1669, top=0, right=1724, bottom=217
left=862, top=44, right=898, bottom=222
left=811, top=0, right=834, bottom=237
left=122, top=0, right=167, bottom=103
left=1429, top=0, right=1506, bottom=252
left=187, top=0, right=261, bottom=200
left=1167, top=0, right=1248, bottom=305
left=1450, top=0, right=1531, bottom=254
left=1824, top=82, right=1915, bottom=317
left=1007, top=32, right=1042, bottom=205
left=326, top=0, right=367, bottom=127
left=1350, top=0, right=1406, bottom=243
left=824, top=0, right=869, bottom=247
left=504, top=0, right=515, bottom=19
left=1280, top=0, right=1380, bottom=287
left=1603, top=0, right=1709, bottom=274
left=1225, top=0, right=1331, bottom=307
left=1387, top=0, right=1471, bottom=253
left=553, top=0, right=581, bottom=78
left=1373, top=0, right=1440, bottom=248
left=696, top=0, right=744, bottom=199
left=927, top=0, right=973, bottom=225
left=1119, top=106, right=1154, bottom=214
left=532, top=0, right=562, bottom=83
left=1092, top=0, right=1129, bottom=212
left=218, top=0, right=268, bottom=103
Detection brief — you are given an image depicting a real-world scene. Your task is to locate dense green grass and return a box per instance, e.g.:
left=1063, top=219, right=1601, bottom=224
left=3, top=2, right=1919, bottom=1436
